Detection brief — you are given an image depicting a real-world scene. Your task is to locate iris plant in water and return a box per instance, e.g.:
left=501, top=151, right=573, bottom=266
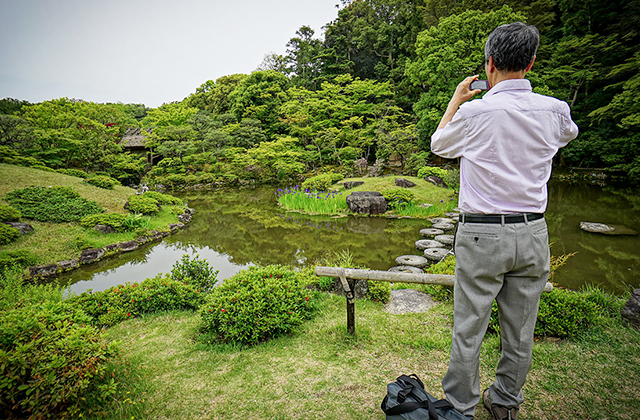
left=276, top=186, right=349, bottom=215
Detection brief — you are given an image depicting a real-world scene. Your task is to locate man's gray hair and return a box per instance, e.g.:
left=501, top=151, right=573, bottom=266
left=484, top=22, right=539, bottom=72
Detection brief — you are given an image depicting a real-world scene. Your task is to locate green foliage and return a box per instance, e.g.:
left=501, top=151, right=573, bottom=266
left=80, top=212, right=129, bottom=231
left=198, top=265, right=315, bottom=345
left=125, top=194, right=161, bottom=215
left=0, top=223, right=21, bottom=245
left=367, top=281, right=391, bottom=304
left=301, top=173, right=345, bottom=191
left=276, top=186, right=349, bottom=215
left=86, top=174, right=120, bottom=189
left=0, top=270, right=118, bottom=418
left=382, top=188, right=415, bottom=209
left=5, top=186, right=103, bottom=222
left=423, top=255, right=456, bottom=301
left=141, top=190, right=183, bottom=206
left=68, top=275, right=207, bottom=327
left=0, top=250, right=39, bottom=271
left=0, top=203, right=21, bottom=221
left=170, top=254, right=219, bottom=293
left=417, top=166, right=448, bottom=179
left=56, top=168, right=87, bottom=178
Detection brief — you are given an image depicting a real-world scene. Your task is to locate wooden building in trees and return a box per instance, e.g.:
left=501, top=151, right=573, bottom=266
left=119, top=128, right=160, bottom=164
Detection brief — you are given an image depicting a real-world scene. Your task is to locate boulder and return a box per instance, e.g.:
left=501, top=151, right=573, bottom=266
left=420, top=228, right=444, bottom=237
left=57, top=259, right=79, bottom=271
left=384, top=289, right=437, bottom=314
left=424, top=176, right=448, bottom=188
left=346, top=191, right=388, bottom=215
left=120, top=240, right=139, bottom=252
left=342, top=181, right=364, bottom=189
left=395, top=178, right=417, bottom=188
left=388, top=266, right=424, bottom=274
left=29, top=263, right=60, bottom=278
left=169, top=222, right=185, bottom=231
left=415, top=239, right=445, bottom=250
left=178, top=212, right=192, bottom=223
left=580, top=222, right=638, bottom=236
left=79, top=248, right=105, bottom=265
left=104, top=243, right=121, bottom=254
left=395, top=254, right=429, bottom=268
left=622, top=288, right=640, bottom=328
left=93, top=224, right=116, bottom=234
left=3, top=222, right=34, bottom=235
left=424, top=248, right=450, bottom=261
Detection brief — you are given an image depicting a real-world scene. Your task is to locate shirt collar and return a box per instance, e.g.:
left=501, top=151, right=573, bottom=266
left=484, top=78, right=532, bottom=98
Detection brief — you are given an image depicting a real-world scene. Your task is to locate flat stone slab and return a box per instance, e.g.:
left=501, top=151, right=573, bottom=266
left=415, top=239, right=445, bottom=250
left=395, top=254, right=429, bottom=268
left=388, top=266, right=424, bottom=274
left=434, top=234, right=455, bottom=245
left=580, top=222, right=638, bottom=236
left=431, top=222, right=455, bottom=231
left=430, top=217, right=455, bottom=224
left=384, top=289, right=437, bottom=314
left=420, top=228, right=444, bottom=237
left=424, top=248, right=450, bottom=261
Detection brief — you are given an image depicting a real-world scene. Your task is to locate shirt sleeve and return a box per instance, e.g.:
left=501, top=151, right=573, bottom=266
left=558, top=101, right=579, bottom=147
left=430, top=109, right=467, bottom=159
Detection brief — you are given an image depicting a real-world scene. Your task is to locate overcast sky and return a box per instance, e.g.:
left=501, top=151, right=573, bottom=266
left=0, top=0, right=339, bottom=108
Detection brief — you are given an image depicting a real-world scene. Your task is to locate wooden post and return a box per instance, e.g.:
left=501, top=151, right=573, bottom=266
left=316, top=266, right=554, bottom=336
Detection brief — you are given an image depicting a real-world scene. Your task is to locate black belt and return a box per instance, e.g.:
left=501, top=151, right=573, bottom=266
left=460, top=213, right=544, bottom=224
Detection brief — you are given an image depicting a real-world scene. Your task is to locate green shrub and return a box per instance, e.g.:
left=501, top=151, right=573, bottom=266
left=80, top=212, right=129, bottom=231
left=368, top=281, right=391, bottom=304
left=0, top=204, right=21, bottom=222
left=125, top=195, right=161, bottom=215
left=417, top=166, right=449, bottom=179
left=123, top=213, right=152, bottom=231
left=68, top=275, right=206, bottom=327
left=0, top=300, right=119, bottom=418
left=198, top=265, right=315, bottom=345
left=5, top=186, right=103, bottom=222
left=142, top=191, right=183, bottom=206
left=170, top=254, right=219, bottom=293
left=0, top=223, right=20, bottom=245
left=382, top=188, right=415, bottom=209
left=0, top=250, right=39, bottom=272
left=301, top=173, right=345, bottom=192
left=422, top=254, right=456, bottom=301
left=56, top=168, right=87, bottom=178
left=86, top=175, right=120, bottom=189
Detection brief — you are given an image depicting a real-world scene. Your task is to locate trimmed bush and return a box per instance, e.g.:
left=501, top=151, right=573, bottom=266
left=417, top=166, right=449, bottom=179
left=382, top=188, right=415, bottom=209
left=142, top=191, right=183, bottom=206
left=86, top=175, right=120, bottom=189
left=0, top=301, right=119, bottom=419
left=170, top=254, right=219, bottom=293
left=422, top=254, right=456, bottom=301
left=0, top=223, right=20, bottom=245
left=301, top=173, right=345, bottom=192
left=0, top=250, right=39, bottom=271
left=368, top=280, right=391, bottom=304
left=0, top=204, right=21, bottom=222
left=80, top=212, right=129, bottom=232
left=198, top=265, right=315, bottom=345
left=125, top=195, right=161, bottom=215
left=56, top=168, right=87, bottom=178
left=5, top=186, right=103, bottom=222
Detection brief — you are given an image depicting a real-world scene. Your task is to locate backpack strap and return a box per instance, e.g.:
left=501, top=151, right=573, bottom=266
left=382, top=374, right=439, bottom=419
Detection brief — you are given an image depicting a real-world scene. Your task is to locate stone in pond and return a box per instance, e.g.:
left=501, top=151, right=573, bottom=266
left=388, top=266, right=424, bottom=274
left=430, top=217, right=455, bottom=224
left=432, top=222, right=455, bottom=231
left=434, top=234, right=455, bottom=245
left=621, top=288, right=640, bottom=329
left=424, top=248, right=450, bottom=261
left=420, top=228, right=444, bottom=237
left=415, top=239, right=444, bottom=250
left=346, top=191, right=388, bottom=215
left=580, top=222, right=638, bottom=236
left=395, top=254, right=429, bottom=268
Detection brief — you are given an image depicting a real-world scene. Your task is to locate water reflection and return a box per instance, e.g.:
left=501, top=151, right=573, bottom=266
left=55, top=182, right=640, bottom=295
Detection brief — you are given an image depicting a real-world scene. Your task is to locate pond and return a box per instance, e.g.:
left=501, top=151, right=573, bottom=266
left=57, top=181, right=640, bottom=296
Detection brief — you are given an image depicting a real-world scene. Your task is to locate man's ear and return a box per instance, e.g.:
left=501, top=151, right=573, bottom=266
left=486, top=56, right=497, bottom=74
left=524, top=56, right=536, bottom=73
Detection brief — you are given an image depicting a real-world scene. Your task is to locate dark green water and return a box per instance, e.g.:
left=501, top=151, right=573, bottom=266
left=58, top=182, right=640, bottom=296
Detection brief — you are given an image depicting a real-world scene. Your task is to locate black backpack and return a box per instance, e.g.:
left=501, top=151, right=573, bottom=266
left=381, top=374, right=468, bottom=420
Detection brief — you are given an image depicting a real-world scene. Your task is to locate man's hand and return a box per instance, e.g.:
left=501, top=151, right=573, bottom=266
left=436, top=75, right=482, bottom=130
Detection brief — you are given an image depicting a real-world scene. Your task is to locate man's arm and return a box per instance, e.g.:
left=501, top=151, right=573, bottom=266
left=437, top=75, right=482, bottom=129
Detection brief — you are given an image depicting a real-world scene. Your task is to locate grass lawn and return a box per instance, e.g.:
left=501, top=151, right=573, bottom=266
left=97, top=293, right=640, bottom=420
left=336, top=176, right=456, bottom=206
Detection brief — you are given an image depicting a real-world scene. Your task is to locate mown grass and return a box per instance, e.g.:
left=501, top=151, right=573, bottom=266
left=0, top=164, right=180, bottom=266
left=94, top=293, right=640, bottom=420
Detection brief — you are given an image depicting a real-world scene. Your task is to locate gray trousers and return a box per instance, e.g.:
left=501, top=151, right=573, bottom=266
left=442, top=217, right=549, bottom=417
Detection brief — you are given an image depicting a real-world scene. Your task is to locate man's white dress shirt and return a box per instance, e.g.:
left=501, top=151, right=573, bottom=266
left=431, top=79, right=579, bottom=214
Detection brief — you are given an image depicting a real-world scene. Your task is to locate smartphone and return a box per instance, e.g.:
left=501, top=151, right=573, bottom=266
left=470, top=80, right=490, bottom=91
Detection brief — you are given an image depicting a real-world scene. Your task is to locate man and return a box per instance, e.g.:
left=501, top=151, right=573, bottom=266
left=431, top=22, right=579, bottom=420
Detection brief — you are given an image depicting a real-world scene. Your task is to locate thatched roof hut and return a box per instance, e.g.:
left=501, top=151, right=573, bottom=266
left=119, top=128, right=152, bottom=149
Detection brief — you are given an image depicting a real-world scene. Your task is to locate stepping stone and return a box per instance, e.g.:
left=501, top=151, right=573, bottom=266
left=384, top=289, right=437, bottom=314
left=420, top=228, right=444, bottom=237
left=415, top=239, right=445, bottom=250
left=430, top=217, right=455, bottom=224
left=388, top=266, right=424, bottom=274
left=424, top=248, right=450, bottom=261
left=434, top=234, right=454, bottom=245
left=432, top=222, right=455, bottom=231
left=445, top=212, right=460, bottom=221
left=395, top=254, right=429, bottom=268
